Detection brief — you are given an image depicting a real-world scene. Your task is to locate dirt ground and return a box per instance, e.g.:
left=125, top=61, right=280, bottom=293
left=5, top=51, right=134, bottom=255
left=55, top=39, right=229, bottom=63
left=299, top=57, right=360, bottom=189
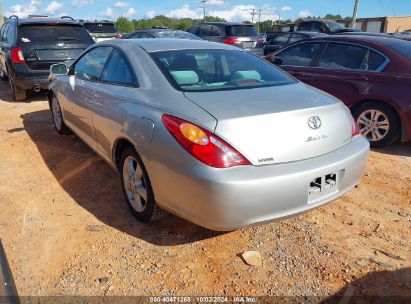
left=0, top=81, right=410, bottom=302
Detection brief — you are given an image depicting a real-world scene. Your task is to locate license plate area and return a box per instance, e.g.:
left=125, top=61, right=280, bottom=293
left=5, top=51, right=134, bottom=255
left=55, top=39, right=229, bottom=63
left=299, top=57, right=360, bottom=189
left=307, top=171, right=342, bottom=204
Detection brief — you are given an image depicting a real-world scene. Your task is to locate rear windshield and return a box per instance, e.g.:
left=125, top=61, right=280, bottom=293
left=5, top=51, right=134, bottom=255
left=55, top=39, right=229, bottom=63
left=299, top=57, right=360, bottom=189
left=151, top=49, right=295, bottom=92
left=83, top=23, right=117, bottom=33
left=387, top=42, right=411, bottom=60
left=156, top=31, right=202, bottom=40
left=226, top=25, right=258, bottom=37
left=18, top=24, right=93, bottom=45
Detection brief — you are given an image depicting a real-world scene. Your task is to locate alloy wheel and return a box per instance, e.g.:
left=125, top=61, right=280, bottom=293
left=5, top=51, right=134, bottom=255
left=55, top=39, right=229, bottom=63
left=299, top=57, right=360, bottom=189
left=357, top=109, right=390, bottom=142
left=122, top=156, right=148, bottom=212
left=52, top=97, right=63, bottom=130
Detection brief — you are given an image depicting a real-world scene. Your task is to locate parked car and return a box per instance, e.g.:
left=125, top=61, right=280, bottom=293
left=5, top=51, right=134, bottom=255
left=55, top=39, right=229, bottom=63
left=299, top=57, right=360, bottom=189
left=336, top=31, right=411, bottom=42
left=188, top=22, right=263, bottom=56
left=269, top=35, right=411, bottom=147
left=0, top=15, right=94, bottom=101
left=79, top=20, right=120, bottom=42
left=296, top=19, right=358, bottom=34
left=48, top=38, right=369, bottom=231
left=126, top=28, right=202, bottom=40
left=263, top=31, right=328, bottom=55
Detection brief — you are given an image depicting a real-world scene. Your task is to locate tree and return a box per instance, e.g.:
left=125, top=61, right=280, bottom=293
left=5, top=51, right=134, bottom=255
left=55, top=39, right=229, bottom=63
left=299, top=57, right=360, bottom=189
left=324, top=14, right=342, bottom=20
left=115, top=17, right=134, bottom=33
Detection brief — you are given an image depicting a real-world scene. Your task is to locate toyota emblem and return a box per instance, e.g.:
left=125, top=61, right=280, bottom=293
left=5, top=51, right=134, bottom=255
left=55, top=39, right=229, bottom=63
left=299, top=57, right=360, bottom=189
left=308, top=116, right=321, bottom=129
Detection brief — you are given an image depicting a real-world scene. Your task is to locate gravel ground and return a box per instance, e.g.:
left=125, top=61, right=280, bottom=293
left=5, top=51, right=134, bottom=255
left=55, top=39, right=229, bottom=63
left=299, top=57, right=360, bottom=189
left=0, top=81, right=410, bottom=303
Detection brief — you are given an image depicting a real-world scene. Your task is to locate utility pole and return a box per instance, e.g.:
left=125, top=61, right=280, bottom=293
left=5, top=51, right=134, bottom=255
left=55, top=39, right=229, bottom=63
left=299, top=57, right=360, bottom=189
left=257, top=9, right=262, bottom=33
left=201, top=0, right=207, bottom=22
left=350, top=0, right=360, bottom=29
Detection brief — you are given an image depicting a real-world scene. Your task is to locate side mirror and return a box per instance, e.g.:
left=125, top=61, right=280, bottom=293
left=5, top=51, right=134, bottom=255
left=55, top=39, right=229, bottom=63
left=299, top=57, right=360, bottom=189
left=49, top=63, right=68, bottom=82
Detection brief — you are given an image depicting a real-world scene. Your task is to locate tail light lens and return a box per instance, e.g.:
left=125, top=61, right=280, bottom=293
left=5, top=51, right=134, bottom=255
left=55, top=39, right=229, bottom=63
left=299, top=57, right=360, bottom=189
left=351, top=115, right=360, bottom=137
left=10, top=48, right=25, bottom=64
left=162, top=114, right=250, bottom=168
left=257, top=37, right=263, bottom=44
left=223, top=38, right=239, bottom=45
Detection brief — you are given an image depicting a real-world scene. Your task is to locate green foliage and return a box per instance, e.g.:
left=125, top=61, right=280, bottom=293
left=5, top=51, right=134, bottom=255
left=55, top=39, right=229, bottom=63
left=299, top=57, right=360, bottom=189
left=324, top=14, right=343, bottom=20
left=115, top=16, right=134, bottom=33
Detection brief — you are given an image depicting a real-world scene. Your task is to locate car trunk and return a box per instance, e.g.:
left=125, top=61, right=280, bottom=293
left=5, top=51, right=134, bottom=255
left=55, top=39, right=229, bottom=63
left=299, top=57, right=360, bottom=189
left=184, top=83, right=353, bottom=166
left=17, top=24, right=93, bottom=71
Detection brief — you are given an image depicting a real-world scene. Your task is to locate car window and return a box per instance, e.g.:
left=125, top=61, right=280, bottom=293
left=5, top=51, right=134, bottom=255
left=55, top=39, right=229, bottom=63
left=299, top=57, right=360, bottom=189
left=74, top=47, right=113, bottom=81
left=386, top=41, right=411, bottom=60
left=211, top=26, right=221, bottom=37
left=199, top=25, right=212, bottom=36
left=318, top=43, right=385, bottom=71
left=273, top=34, right=291, bottom=44
left=18, top=25, right=93, bottom=45
left=101, top=49, right=135, bottom=85
left=297, top=22, right=312, bottom=31
left=188, top=25, right=199, bottom=35
left=152, top=49, right=295, bottom=92
left=288, top=33, right=307, bottom=44
left=226, top=25, right=257, bottom=37
left=276, top=42, right=322, bottom=67
left=83, top=23, right=116, bottom=33
left=1, top=23, right=10, bottom=42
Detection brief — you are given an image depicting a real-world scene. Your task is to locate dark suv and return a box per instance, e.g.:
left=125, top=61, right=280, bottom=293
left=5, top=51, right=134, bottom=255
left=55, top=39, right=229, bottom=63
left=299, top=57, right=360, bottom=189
left=0, top=15, right=94, bottom=101
left=188, top=22, right=263, bottom=56
left=296, top=19, right=357, bottom=34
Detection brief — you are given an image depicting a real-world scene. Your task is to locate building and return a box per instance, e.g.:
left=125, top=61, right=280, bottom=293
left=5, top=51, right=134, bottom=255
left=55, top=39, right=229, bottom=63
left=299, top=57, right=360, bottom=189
left=336, top=16, right=411, bottom=33
left=271, top=16, right=411, bottom=33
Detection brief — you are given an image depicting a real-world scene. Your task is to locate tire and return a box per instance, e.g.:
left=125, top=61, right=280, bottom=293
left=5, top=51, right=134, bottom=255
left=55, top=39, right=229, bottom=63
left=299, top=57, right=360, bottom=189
left=353, top=102, right=400, bottom=148
left=8, top=74, right=27, bottom=101
left=120, top=146, right=166, bottom=222
left=50, top=95, right=71, bottom=135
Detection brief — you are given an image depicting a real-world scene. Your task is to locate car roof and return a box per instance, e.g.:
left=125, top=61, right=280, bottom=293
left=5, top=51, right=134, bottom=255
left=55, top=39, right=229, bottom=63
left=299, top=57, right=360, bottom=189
left=16, top=17, right=80, bottom=25
left=306, top=34, right=409, bottom=46
left=194, top=22, right=254, bottom=26
left=118, top=38, right=238, bottom=52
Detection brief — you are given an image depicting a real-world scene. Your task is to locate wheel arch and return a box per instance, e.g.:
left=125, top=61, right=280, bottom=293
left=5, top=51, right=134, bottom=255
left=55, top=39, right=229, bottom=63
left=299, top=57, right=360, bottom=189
left=112, top=138, right=136, bottom=170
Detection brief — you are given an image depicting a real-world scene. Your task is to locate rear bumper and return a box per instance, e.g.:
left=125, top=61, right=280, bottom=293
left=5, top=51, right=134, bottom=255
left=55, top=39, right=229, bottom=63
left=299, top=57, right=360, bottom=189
left=10, top=63, right=49, bottom=90
left=150, top=136, right=370, bottom=231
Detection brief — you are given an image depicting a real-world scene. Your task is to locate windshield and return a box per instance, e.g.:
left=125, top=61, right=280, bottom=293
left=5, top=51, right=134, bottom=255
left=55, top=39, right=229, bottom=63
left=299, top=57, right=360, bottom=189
left=226, top=25, right=258, bottom=37
left=387, top=42, right=411, bottom=60
left=324, top=21, right=346, bottom=32
left=156, top=31, right=202, bottom=40
left=152, top=49, right=295, bottom=92
left=83, top=23, right=117, bottom=33
left=18, top=24, right=93, bottom=45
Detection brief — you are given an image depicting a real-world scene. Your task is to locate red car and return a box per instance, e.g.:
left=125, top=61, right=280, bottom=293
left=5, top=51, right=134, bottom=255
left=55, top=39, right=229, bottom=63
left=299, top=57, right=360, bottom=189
left=268, top=35, right=411, bottom=147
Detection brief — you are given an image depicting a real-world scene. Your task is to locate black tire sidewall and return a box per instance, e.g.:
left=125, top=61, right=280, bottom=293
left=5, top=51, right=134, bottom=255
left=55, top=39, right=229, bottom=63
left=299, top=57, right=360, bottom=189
left=120, top=146, right=156, bottom=222
left=353, top=102, right=400, bottom=148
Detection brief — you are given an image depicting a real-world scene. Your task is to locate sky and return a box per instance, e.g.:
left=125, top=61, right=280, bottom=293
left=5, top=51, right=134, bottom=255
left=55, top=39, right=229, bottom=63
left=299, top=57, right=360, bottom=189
left=4, top=0, right=411, bottom=22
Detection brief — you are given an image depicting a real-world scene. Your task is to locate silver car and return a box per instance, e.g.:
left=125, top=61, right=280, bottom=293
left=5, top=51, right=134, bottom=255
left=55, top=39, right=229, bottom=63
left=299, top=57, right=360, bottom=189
left=48, top=39, right=369, bottom=231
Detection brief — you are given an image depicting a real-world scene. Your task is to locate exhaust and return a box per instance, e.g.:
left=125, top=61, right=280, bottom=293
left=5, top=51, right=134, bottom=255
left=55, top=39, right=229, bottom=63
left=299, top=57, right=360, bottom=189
left=33, top=86, right=41, bottom=93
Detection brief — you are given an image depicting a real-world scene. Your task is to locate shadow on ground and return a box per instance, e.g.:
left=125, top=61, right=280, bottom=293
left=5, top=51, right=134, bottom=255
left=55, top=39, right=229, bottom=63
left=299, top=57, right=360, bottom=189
left=322, top=267, right=411, bottom=304
left=0, top=79, right=48, bottom=103
left=22, top=109, right=223, bottom=246
left=372, top=142, right=411, bottom=157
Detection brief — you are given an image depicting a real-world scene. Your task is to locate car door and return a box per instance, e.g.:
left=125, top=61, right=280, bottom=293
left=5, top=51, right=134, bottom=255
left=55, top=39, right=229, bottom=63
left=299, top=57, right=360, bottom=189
left=307, top=42, right=385, bottom=107
left=60, top=46, right=113, bottom=148
left=274, top=41, right=325, bottom=85
left=91, top=48, right=140, bottom=159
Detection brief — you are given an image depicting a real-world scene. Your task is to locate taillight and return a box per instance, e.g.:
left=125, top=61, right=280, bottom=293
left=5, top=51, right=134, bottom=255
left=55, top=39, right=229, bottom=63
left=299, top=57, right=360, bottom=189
left=223, top=38, right=239, bottom=45
left=161, top=114, right=250, bottom=168
left=351, top=115, right=360, bottom=137
left=115, top=33, right=121, bottom=39
left=10, top=48, right=25, bottom=64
